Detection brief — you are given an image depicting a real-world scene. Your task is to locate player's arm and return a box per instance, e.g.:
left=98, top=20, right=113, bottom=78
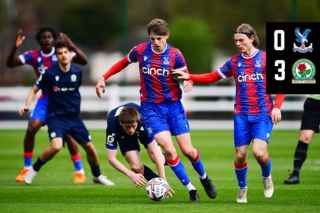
left=95, top=56, right=130, bottom=98
left=182, top=69, right=194, bottom=93
left=107, top=148, right=146, bottom=188
left=271, top=94, right=286, bottom=125
left=146, top=140, right=166, bottom=180
left=172, top=69, right=222, bottom=84
left=6, top=29, right=25, bottom=68
left=19, top=85, right=40, bottom=116
left=60, top=33, right=88, bottom=65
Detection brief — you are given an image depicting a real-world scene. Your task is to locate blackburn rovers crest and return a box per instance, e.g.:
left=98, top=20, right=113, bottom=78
left=292, top=59, right=316, bottom=84
left=293, top=28, right=313, bottom=53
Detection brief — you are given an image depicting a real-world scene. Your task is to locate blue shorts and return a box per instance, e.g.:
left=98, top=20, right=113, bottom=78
left=234, top=114, right=273, bottom=147
left=141, top=101, right=190, bottom=137
left=29, top=98, right=48, bottom=123
left=46, top=114, right=91, bottom=146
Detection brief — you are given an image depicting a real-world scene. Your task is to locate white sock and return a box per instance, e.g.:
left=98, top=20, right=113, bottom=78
left=186, top=182, right=196, bottom=192
left=199, top=173, right=207, bottom=180
left=76, top=168, right=85, bottom=175
left=24, top=166, right=32, bottom=170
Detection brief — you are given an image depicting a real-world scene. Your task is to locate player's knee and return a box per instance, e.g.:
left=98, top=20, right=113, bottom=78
left=299, top=134, right=312, bottom=143
left=235, top=153, right=247, bottom=161
left=51, top=144, right=62, bottom=153
left=182, top=149, right=195, bottom=160
left=26, top=126, right=37, bottom=137
left=82, top=142, right=96, bottom=153
left=131, top=164, right=143, bottom=173
left=163, top=149, right=177, bottom=161
left=252, top=149, right=264, bottom=159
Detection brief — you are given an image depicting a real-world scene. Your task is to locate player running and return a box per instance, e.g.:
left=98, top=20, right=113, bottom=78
left=96, top=18, right=216, bottom=203
left=19, top=41, right=114, bottom=185
left=106, top=103, right=173, bottom=193
left=6, top=27, right=88, bottom=183
left=173, top=23, right=285, bottom=203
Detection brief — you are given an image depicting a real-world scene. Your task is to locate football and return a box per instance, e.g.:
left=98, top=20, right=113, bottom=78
left=145, top=178, right=170, bottom=202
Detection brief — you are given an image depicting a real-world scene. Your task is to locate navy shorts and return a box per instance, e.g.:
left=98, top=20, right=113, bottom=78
left=118, top=138, right=153, bottom=156
left=140, top=101, right=190, bottom=137
left=300, top=98, right=320, bottom=133
left=234, top=114, right=273, bottom=147
left=30, top=98, right=48, bottom=123
left=46, top=114, right=91, bottom=146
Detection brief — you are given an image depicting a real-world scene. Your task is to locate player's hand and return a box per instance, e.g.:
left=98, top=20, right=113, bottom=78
left=60, top=33, right=75, bottom=49
left=167, top=185, right=175, bottom=198
left=183, top=80, right=193, bottom=93
left=14, top=29, right=25, bottom=48
left=172, top=69, right=190, bottom=80
left=95, top=77, right=106, bottom=98
left=19, top=106, right=29, bottom=116
left=130, top=173, right=146, bottom=188
left=271, top=108, right=281, bottom=124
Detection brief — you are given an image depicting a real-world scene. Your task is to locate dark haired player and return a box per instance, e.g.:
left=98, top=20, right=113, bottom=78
left=96, top=18, right=216, bottom=203
left=7, top=27, right=88, bottom=183
left=106, top=103, right=172, bottom=193
left=19, top=41, right=114, bottom=185
left=173, top=23, right=286, bottom=203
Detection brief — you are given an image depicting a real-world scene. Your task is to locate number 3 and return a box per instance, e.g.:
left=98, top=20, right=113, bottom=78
left=275, top=60, right=285, bottom=81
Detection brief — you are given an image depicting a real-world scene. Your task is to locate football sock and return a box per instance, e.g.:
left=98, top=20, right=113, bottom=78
left=189, top=149, right=206, bottom=178
left=33, top=157, right=45, bottom=172
left=167, top=156, right=191, bottom=186
left=234, top=160, right=248, bottom=188
left=91, top=165, right=101, bottom=178
left=258, top=154, right=272, bottom=178
left=292, top=141, right=309, bottom=177
left=71, top=153, right=84, bottom=173
left=24, top=152, right=33, bottom=169
left=186, top=182, right=196, bottom=192
left=143, top=165, right=158, bottom=181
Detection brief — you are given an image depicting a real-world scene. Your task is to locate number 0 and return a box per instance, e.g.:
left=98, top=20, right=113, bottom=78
left=274, top=30, right=284, bottom=51
left=275, top=60, right=285, bottom=81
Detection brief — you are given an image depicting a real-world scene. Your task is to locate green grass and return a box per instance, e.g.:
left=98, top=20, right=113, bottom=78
left=0, top=129, right=320, bottom=212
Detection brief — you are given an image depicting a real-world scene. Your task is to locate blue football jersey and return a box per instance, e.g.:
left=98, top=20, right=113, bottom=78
left=35, top=63, right=82, bottom=117
left=106, top=103, right=153, bottom=150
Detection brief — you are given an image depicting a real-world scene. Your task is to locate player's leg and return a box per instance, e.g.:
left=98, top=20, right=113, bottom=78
left=71, top=117, right=114, bottom=185
left=234, top=114, right=251, bottom=203
left=16, top=105, right=45, bottom=182
left=141, top=101, right=198, bottom=202
left=251, top=115, right=274, bottom=198
left=175, top=132, right=216, bottom=199
left=65, top=133, right=86, bottom=183
left=154, top=131, right=198, bottom=202
left=146, top=143, right=167, bottom=166
left=285, top=130, right=314, bottom=184
left=24, top=137, right=63, bottom=184
left=285, top=99, right=320, bottom=184
left=124, top=150, right=158, bottom=181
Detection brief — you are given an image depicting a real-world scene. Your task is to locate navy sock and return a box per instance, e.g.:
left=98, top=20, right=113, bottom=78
left=33, top=157, right=45, bottom=172
left=292, top=141, right=309, bottom=176
left=91, top=165, right=101, bottom=177
left=143, top=165, right=158, bottom=181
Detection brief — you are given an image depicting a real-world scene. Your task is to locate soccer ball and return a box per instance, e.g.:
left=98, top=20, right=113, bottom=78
left=145, top=178, right=170, bottom=202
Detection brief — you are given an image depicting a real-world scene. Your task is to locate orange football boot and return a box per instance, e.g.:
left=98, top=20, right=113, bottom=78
left=16, top=169, right=28, bottom=182
left=74, top=172, right=86, bottom=183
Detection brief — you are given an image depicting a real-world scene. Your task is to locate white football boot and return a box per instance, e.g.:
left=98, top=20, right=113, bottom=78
left=93, top=175, right=114, bottom=185
left=263, top=174, right=274, bottom=198
left=24, top=167, right=37, bottom=185
left=237, top=186, right=248, bottom=203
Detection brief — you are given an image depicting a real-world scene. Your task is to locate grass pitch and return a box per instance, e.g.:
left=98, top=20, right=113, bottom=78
left=0, top=129, right=319, bottom=212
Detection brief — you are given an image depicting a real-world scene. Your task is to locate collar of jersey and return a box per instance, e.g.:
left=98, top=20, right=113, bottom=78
left=241, top=48, right=258, bottom=59
left=151, top=43, right=167, bottom=54
left=41, top=47, right=55, bottom=57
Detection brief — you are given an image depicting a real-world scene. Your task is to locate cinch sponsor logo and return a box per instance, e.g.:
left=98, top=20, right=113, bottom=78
left=238, top=72, right=264, bottom=82
left=142, top=64, right=170, bottom=76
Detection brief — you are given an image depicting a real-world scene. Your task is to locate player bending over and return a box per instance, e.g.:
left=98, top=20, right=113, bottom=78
left=96, top=18, right=216, bottom=203
left=19, top=41, right=114, bottom=186
left=173, top=23, right=285, bottom=203
left=106, top=103, right=173, bottom=194
left=7, top=27, right=88, bottom=183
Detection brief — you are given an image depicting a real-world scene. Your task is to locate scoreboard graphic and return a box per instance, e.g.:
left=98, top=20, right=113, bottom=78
left=266, top=22, right=320, bottom=94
